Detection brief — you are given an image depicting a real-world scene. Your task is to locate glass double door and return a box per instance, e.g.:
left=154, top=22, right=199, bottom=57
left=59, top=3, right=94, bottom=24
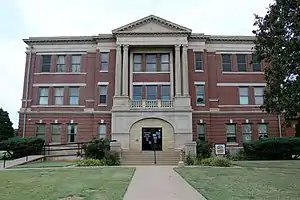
left=142, top=127, right=162, bottom=151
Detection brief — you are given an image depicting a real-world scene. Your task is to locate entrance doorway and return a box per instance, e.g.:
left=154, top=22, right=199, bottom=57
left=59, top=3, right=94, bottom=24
left=142, top=127, right=162, bottom=151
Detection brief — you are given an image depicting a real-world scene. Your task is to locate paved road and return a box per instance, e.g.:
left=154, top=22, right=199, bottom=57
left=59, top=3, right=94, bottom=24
left=123, top=166, right=207, bottom=200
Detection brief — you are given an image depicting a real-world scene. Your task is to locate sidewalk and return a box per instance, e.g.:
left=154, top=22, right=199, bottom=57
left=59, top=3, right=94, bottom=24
left=123, top=166, right=207, bottom=200
left=0, top=155, right=44, bottom=169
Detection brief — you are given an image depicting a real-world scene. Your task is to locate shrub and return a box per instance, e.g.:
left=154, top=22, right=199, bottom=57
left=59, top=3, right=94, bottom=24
left=226, top=149, right=248, bottom=161
left=104, top=151, right=120, bottom=166
left=196, top=140, right=212, bottom=159
left=201, top=157, right=231, bottom=167
left=243, top=137, right=300, bottom=160
left=76, top=158, right=106, bottom=166
left=185, top=153, right=195, bottom=165
left=0, top=137, right=44, bottom=159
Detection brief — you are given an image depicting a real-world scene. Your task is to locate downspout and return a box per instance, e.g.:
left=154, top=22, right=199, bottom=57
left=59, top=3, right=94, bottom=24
left=22, top=46, right=33, bottom=138
left=277, top=113, right=282, bottom=137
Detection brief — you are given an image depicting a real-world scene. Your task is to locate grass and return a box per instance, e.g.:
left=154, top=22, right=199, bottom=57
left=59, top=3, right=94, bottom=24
left=0, top=167, right=135, bottom=200
left=11, top=161, right=75, bottom=168
left=234, top=160, right=300, bottom=169
left=176, top=162, right=300, bottom=200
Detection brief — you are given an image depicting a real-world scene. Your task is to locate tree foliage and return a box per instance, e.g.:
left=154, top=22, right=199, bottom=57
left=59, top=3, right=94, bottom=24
left=0, top=108, right=14, bottom=141
left=253, top=0, right=300, bottom=120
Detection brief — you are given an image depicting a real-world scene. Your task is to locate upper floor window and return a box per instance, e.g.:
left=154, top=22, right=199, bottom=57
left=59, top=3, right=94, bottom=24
left=226, top=124, right=236, bottom=143
left=54, top=87, right=64, bottom=105
left=67, top=124, right=77, bottom=143
left=252, top=54, right=262, bottom=72
left=146, top=85, right=157, bottom=100
left=51, top=124, right=61, bottom=143
left=133, top=85, right=142, bottom=100
left=161, top=85, right=170, bottom=100
left=56, top=55, right=66, bottom=72
left=237, top=54, right=247, bottom=72
left=133, top=54, right=142, bottom=72
left=195, top=85, right=205, bottom=105
left=197, top=124, right=206, bottom=141
left=100, top=52, right=109, bottom=71
left=160, top=54, right=169, bottom=72
left=221, top=54, right=232, bottom=72
left=35, top=124, right=46, bottom=139
left=242, top=123, right=252, bottom=142
left=146, top=54, right=157, bottom=72
left=254, top=87, right=264, bottom=105
left=195, top=52, right=203, bottom=71
left=41, top=55, right=51, bottom=72
left=98, top=124, right=107, bottom=138
left=38, top=87, right=49, bottom=105
left=99, top=85, right=108, bottom=104
left=239, top=87, right=249, bottom=105
left=71, top=55, right=81, bottom=72
left=258, top=123, right=268, bottom=139
left=69, top=87, right=79, bottom=105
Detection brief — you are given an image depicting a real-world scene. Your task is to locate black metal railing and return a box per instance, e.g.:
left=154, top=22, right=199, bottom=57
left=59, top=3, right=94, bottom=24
left=43, top=142, right=89, bottom=158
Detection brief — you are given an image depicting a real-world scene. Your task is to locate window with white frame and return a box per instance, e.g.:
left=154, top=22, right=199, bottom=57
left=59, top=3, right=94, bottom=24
left=242, top=123, right=252, bottom=142
left=51, top=124, right=61, bottom=143
left=99, top=85, right=108, bottom=104
left=67, top=124, right=77, bottom=143
left=258, top=123, right=268, bottom=139
left=100, top=52, right=109, bottom=71
left=69, top=87, right=79, bottom=105
left=54, top=87, right=64, bottom=105
left=133, top=85, right=142, bottom=100
left=254, top=87, right=264, bottom=105
left=239, top=87, right=249, bottom=105
left=35, top=124, right=46, bottom=139
left=146, top=85, right=157, bottom=100
left=38, top=87, right=49, bottom=105
left=226, top=124, right=237, bottom=142
left=56, top=55, right=66, bottom=72
left=221, top=54, right=232, bottom=72
left=196, top=85, right=205, bottom=105
left=252, top=54, right=262, bottom=72
left=160, top=54, right=169, bottom=72
left=146, top=54, right=157, bottom=72
left=197, top=124, right=206, bottom=141
left=41, top=55, right=51, bottom=72
left=98, top=124, right=107, bottom=138
left=161, top=85, right=170, bottom=100
left=237, top=54, right=247, bottom=72
left=133, top=54, right=142, bottom=72
left=195, top=52, right=203, bottom=70
left=71, top=55, right=81, bottom=72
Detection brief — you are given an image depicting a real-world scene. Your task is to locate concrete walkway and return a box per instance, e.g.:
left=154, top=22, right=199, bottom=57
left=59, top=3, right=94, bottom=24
left=123, top=166, right=206, bottom=200
left=0, top=155, right=44, bottom=169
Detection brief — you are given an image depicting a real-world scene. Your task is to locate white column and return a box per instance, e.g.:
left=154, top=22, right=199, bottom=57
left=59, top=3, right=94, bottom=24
left=122, top=45, right=129, bottom=96
left=129, top=51, right=133, bottom=99
left=182, top=44, right=189, bottom=96
left=169, top=51, right=174, bottom=98
left=175, top=44, right=182, bottom=96
left=114, top=45, right=122, bottom=96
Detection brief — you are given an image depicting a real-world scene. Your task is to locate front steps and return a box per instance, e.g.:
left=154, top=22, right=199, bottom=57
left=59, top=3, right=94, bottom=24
left=121, top=151, right=182, bottom=165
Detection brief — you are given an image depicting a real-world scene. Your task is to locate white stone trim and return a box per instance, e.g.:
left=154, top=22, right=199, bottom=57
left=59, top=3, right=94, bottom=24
left=98, top=104, right=108, bottom=107
left=99, top=70, right=108, bottom=73
left=31, top=105, right=85, bottom=108
left=33, top=83, right=86, bottom=87
left=194, top=81, right=205, bottom=85
left=216, top=83, right=266, bottom=87
left=85, top=99, right=95, bottom=102
left=132, top=71, right=170, bottom=74
left=96, top=42, right=116, bottom=52
left=188, top=41, right=206, bottom=51
left=31, top=44, right=96, bottom=53
left=218, top=104, right=261, bottom=108
left=34, top=72, right=87, bottom=75
left=132, top=82, right=170, bottom=86
left=206, top=43, right=255, bottom=52
left=97, top=82, right=109, bottom=85
left=209, top=99, right=219, bottom=102
left=170, top=51, right=174, bottom=98
left=222, top=72, right=264, bottom=75
left=193, top=110, right=265, bottom=114
left=36, top=52, right=87, bottom=55
left=116, top=36, right=188, bottom=46
left=130, top=48, right=171, bottom=53
left=215, top=51, right=254, bottom=54
left=195, top=70, right=204, bottom=73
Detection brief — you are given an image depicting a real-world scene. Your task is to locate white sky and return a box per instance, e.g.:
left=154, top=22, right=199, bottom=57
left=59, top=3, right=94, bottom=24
left=0, top=0, right=273, bottom=128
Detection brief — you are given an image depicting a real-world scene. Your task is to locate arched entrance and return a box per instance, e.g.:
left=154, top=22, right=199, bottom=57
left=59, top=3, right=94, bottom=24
left=129, top=118, right=175, bottom=151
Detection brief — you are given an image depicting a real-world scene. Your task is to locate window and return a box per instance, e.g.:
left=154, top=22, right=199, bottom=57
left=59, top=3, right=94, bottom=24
left=242, top=124, right=252, bottom=142
left=67, top=124, right=77, bottom=143
left=195, top=85, right=205, bottom=105
left=146, top=54, right=157, bottom=72
left=51, top=124, right=61, bottom=143
left=161, top=85, right=170, bottom=100
left=38, top=87, right=49, bottom=105
left=226, top=124, right=236, bottom=142
left=56, top=55, right=66, bottom=72
left=146, top=85, right=157, bottom=100
left=254, top=87, right=264, bottom=105
left=133, top=85, right=142, bottom=100
left=160, top=54, right=169, bottom=72
left=239, top=87, right=249, bottom=105
left=35, top=124, right=46, bottom=139
left=237, top=54, right=247, bottom=72
left=54, top=87, right=64, bottom=105
left=100, top=52, right=109, bottom=71
left=221, top=54, right=232, bottom=72
left=99, top=85, right=108, bottom=104
left=69, top=87, right=79, bottom=105
left=252, top=54, right=261, bottom=72
left=258, top=124, right=268, bottom=139
left=98, top=124, right=107, bottom=138
left=41, top=55, right=51, bottom=72
left=197, top=124, right=206, bottom=141
left=133, top=54, right=142, bottom=72
left=195, top=52, right=203, bottom=70
left=71, top=55, right=81, bottom=72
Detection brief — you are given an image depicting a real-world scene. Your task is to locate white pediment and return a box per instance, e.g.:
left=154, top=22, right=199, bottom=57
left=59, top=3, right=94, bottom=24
left=127, top=22, right=179, bottom=33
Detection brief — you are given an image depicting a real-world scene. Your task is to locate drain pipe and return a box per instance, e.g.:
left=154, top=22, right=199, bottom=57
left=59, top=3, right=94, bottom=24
left=22, top=46, right=33, bottom=138
left=277, top=113, right=282, bottom=137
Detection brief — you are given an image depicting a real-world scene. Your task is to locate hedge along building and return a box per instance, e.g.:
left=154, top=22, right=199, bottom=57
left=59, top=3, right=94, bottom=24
left=18, top=15, right=295, bottom=155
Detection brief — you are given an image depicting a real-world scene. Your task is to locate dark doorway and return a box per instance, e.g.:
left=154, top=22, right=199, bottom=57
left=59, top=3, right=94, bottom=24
left=142, top=127, right=162, bottom=151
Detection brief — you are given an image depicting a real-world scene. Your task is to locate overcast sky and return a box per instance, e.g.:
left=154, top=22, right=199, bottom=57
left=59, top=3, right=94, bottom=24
left=0, top=0, right=272, bottom=128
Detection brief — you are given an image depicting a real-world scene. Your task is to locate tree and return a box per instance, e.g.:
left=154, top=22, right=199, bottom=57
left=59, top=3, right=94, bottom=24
left=0, top=108, right=14, bottom=141
left=253, top=0, right=300, bottom=122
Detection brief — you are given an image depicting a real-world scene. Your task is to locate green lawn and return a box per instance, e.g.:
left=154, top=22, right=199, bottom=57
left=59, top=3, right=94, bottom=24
left=0, top=167, right=135, bottom=200
left=11, top=161, right=75, bottom=168
left=234, top=160, right=300, bottom=169
left=176, top=164, right=300, bottom=200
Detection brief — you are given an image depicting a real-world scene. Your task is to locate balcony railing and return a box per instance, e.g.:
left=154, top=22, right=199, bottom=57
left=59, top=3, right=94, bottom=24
left=130, top=100, right=173, bottom=108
